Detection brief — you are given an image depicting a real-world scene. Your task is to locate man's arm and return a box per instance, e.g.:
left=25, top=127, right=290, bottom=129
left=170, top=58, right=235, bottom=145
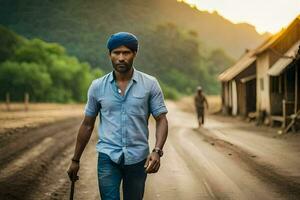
left=153, top=113, right=168, bottom=150
left=145, top=113, right=168, bottom=173
left=67, top=115, right=96, bottom=181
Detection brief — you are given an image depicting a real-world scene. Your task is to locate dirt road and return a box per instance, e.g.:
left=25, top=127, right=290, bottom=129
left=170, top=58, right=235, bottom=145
left=0, top=101, right=300, bottom=199
left=145, top=102, right=300, bottom=200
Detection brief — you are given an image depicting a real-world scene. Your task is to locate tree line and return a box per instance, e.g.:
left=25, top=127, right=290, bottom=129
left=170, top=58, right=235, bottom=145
left=0, top=0, right=237, bottom=100
left=0, top=24, right=234, bottom=102
left=0, top=26, right=103, bottom=102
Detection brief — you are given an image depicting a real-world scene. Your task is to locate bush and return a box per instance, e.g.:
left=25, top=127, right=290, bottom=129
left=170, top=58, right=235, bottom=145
left=0, top=26, right=104, bottom=102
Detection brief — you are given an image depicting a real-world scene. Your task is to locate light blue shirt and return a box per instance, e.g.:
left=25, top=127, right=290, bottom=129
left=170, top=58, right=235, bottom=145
left=85, top=68, right=168, bottom=165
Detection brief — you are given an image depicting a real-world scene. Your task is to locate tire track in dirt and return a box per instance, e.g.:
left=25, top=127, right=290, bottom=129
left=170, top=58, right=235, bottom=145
left=0, top=137, right=55, bottom=180
left=196, top=128, right=300, bottom=199
left=0, top=118, right=82, bottom=199
left=0, top=117, right=81, bottom=169
left=169, top=127, right=250, bottom=200
left=27, top=132, right=99, bottom=200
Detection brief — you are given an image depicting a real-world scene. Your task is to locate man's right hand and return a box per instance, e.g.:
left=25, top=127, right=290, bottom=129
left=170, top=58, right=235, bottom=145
left=144, top=152, right=161, bottom=173
left=67, top=161, right=80, bottom=182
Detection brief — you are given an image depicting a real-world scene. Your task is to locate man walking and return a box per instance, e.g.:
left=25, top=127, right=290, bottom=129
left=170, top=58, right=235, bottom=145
left=67, top=32, right=168, bottom=200
left=194, top=86, right=208, bottom=128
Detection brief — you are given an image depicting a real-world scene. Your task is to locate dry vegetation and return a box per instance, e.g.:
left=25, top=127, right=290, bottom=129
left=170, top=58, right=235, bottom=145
left=0, top=103, right=84, bottom=134
left=175, top=95, right=222, bottom=114
left=0, top=96, right=221, bottom=134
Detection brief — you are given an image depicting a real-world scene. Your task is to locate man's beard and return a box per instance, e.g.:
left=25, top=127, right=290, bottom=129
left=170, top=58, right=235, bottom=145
left=112, top=62, right=133, bottom=74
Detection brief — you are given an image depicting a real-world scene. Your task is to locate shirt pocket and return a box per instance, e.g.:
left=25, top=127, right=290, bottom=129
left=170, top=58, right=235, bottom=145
left=126, top=92, right=148, bottom=116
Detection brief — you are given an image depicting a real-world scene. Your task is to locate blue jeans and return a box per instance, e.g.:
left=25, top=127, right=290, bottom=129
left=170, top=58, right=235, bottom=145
left=97, top=153, right=147, bottom=200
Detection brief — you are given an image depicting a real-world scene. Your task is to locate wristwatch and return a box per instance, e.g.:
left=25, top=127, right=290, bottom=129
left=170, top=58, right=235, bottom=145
left=152, top=147, right=164, bottom=157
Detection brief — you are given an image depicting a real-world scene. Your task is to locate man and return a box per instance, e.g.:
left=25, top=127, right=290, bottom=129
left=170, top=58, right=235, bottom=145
left=194, top=86, right=208, bottom=128
left=67, top=32, right=168, bottom=200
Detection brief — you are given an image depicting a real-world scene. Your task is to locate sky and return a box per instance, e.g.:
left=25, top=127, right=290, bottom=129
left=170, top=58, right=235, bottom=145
left=178, top=0, right=300, bottom=34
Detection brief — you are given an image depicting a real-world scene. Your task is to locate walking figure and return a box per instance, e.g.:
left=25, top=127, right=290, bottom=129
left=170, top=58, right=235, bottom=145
left=194, top=86, right=208, bottom=128
left=67, top=32, right=168, bottom=200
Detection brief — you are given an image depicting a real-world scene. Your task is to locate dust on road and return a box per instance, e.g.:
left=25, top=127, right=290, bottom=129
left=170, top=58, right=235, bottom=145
left=1, top=101, right=300, bottom=200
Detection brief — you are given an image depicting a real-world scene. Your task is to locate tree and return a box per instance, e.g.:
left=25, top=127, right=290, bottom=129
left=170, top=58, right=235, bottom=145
left=0, top=25, right=23, bottom=62
left=0, top=26, right=104, bottom=102
left=0, top=61, right=52, bottom=101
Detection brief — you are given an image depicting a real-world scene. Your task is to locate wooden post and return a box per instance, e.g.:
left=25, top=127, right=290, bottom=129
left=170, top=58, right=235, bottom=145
left=24, top=92, right=29, bottom=111
left=6, top=92, right=10, bottom=111
left=284, top=72, right=288, bottom=101
left=295, top=63, right=298, bottom=113
left=282, top=99, right=286, bottom=128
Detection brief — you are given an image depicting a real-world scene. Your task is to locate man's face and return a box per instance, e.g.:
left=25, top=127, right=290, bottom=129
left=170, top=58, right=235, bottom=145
left=109, top=45, right=136, bottom=74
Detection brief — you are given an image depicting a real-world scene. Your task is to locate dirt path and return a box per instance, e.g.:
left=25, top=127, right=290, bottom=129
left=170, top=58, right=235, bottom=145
left=1, top=101, right=300, bottom=199
left=0, top=117, right=99, bottom=200
left=144, top=101, right=300, bottom=200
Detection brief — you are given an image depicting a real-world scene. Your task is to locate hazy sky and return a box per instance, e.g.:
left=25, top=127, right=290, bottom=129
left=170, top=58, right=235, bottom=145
left=179, top=0, right=300, bottom=34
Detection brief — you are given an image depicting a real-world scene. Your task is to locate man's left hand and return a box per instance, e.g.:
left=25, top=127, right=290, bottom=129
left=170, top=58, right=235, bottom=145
left=144, top=152, right=160, bottom=173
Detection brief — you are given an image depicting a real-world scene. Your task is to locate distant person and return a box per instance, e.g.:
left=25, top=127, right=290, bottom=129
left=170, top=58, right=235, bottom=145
left=67, top=32, right=168, bottom=200
left=194, top=86, right=208, bottom=128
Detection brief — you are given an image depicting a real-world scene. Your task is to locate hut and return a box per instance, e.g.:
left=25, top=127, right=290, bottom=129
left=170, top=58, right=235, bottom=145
left=219, top=15, right=300, bottom=131
left=255, top=15, right=300, bottom=128
left=218, top=50, right=257, bottom=117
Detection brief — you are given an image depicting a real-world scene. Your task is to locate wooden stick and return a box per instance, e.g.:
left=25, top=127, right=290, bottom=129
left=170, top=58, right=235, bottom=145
left=24, top=92, right=29, bottom=111
left=69, top=175, right=79, bottom=200
left=6, top=92, right=10, bottom=111
left=69, top=180, right=75, bottom=200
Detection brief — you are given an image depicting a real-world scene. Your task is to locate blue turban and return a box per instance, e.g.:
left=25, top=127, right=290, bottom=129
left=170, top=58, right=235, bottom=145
left=107, top=32, right=138, bottom=53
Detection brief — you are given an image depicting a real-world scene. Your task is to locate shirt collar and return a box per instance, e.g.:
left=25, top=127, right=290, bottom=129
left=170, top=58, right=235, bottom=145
left=108, top=71, right=114, bottom=83
left=109, top=67, right=138, bottom=83
left=132, top=67, right=138, bottom=82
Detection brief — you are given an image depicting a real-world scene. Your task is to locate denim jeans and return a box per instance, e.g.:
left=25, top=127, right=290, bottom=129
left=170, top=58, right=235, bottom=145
left=97, top=153, right=147, bottom=200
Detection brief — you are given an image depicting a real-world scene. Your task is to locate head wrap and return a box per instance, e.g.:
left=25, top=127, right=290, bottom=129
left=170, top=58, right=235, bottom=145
left=107, top=32, right=138, bottom=53
left=197, top=86, right=202, bottom=91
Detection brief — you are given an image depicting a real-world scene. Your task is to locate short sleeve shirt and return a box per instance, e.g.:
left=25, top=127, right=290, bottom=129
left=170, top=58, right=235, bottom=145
left=85, top=68, right=168, bottom=165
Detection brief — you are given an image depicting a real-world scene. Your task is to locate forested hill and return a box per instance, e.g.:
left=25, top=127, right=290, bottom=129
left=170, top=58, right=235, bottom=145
left=0, top=0, right=266, bottom=96
left=0, top=0, right=268, bottom=62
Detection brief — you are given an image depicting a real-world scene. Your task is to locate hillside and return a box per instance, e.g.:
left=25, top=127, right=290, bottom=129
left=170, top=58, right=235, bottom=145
left=0, top=0, right=267, bottom=63
left=0, top=0, right=264, bottom=95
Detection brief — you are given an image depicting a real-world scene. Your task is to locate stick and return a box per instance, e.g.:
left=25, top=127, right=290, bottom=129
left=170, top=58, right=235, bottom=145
left=69, top=180, right=75, bottom=200
left=24, top=92, right=29, bottom=111
left=6, top=92, right=10, bottom=111
left=69, top=176, right=79, bottom=200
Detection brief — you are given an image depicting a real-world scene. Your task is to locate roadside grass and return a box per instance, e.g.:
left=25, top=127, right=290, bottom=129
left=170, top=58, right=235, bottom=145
left=0, top=95, right=222, bottom=134
left=0, top=103, right=84, bottom=134
left=175, top=95, right=221, bottom=114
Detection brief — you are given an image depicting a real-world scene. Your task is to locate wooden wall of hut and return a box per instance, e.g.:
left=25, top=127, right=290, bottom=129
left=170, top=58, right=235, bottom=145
left=245, top=79, right=257, bottom=114
left=235, top=63, right=256, bottom=116
left=270, top=75, right=284, bottom=115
